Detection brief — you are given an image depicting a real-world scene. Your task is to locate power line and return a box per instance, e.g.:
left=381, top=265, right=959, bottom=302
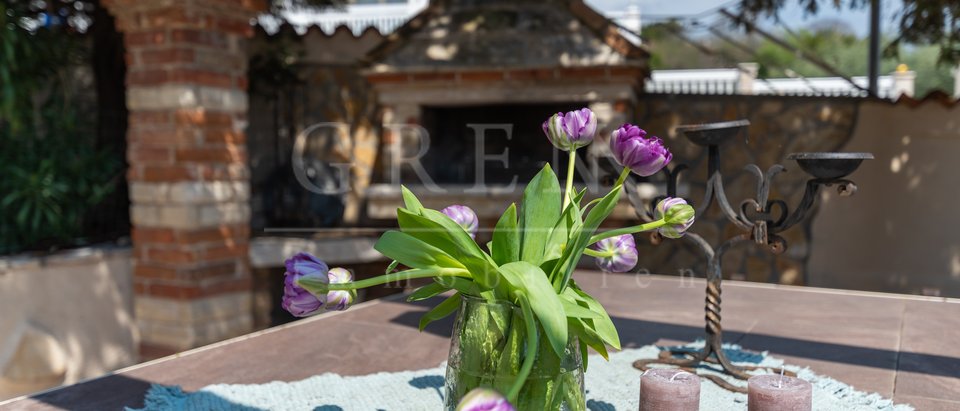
left=637, top=0, right=741, bottom=21
left=718, top=8, right=868, bottom=94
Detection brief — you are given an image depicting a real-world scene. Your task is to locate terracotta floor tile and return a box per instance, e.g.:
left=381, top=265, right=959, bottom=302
left=894, top=300, right=960, bottom=402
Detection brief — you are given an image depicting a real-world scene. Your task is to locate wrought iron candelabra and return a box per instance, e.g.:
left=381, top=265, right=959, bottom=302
left=625, top=120, right=873, bottom=391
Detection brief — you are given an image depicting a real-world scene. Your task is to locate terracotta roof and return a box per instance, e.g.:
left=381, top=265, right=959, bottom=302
left=255, top=21, right=386, bottom=40
left=889, top=90, right=960, bottom=108
left=362, top=0, right=649, bottom=71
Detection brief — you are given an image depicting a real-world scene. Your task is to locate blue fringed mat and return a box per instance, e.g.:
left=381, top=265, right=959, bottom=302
left=128, top=343, right=912, bottom=411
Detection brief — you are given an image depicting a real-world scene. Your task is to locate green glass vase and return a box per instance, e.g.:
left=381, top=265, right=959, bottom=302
left=442, top=295, right=585, bottom=410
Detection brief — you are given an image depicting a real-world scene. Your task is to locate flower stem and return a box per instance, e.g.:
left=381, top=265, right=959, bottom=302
left=583, top=248, right=615, bottom=258
left=507, top=293, right=539, bottom=403
left=589, top=219, right=667, bottom=245
left=563, top=149, right=577, bottom=210
left=582, top=197, right=602, bottom=210
left=297, top=267, right=470, bottom=294
left=615, top=167, right=631, bottom=187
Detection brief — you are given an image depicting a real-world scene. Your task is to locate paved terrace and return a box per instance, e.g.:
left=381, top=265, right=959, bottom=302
left=2, top=274, right=958, bottom=410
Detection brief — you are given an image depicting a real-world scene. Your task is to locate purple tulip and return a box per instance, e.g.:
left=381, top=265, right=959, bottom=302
left=442, top=205, right=479, bottom=239
left=285, top=252, right=328, bottom=278
left=590, top=234, right=638, bottom=273
left=455, top=388, right=516, bottom=411
left=655, top=197, right=695, bottom=239
left=282, top=252, right=328, bottom=317
left=542, top=108, right=597, bottom=151
left=610, top=124, right=672, bottom=176
left=325, top=267, right=357, bottom=311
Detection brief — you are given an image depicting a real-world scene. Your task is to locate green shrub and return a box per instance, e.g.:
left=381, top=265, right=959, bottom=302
left=0, top=5, right=121, bottom=254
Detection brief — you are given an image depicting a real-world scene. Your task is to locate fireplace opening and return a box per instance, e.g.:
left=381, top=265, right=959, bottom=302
left=418, top=103, right=590, bottom=185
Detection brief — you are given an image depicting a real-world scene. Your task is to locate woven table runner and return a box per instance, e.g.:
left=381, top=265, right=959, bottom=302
left=129, top=343, right=912, bottom=411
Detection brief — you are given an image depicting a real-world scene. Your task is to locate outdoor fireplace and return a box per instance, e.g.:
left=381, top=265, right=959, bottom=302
left=363, top=0, right=651, bottom=219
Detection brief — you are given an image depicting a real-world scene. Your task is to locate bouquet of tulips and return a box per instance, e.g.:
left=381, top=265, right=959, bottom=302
left=282, top=108, right=695, bottom=410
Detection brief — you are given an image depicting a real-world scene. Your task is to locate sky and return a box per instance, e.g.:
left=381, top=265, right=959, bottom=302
left=587, top=0, right=904, bottom=37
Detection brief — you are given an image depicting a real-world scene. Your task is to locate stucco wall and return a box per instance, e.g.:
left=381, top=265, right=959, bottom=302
left=0, top=247, right=137, bottom=400
left=810, top=101, right=960, bottom=297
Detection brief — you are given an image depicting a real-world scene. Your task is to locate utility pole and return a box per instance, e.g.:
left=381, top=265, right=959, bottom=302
left=868, top=0, right=881, bottom=97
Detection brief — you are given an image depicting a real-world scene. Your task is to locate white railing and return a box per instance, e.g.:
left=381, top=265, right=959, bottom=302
left=646, top=68, right=741, bottom=95
left=279, top=0, right=427, bottom=35
left=646, top=63, right=914, bottom=99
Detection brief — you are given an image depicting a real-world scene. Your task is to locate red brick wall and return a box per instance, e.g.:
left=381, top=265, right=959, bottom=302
left=103, top=0, right=264, bottom=354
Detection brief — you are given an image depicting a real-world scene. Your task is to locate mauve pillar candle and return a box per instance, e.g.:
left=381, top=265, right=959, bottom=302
left=747, top=374, right=812, bottom=411
left=639, top=369, right=700, bottom=411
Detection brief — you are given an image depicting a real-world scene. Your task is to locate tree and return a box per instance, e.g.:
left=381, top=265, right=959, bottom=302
left=641, top=19, right=954, bottom=95
left=738, top=0, right=960, bottom=64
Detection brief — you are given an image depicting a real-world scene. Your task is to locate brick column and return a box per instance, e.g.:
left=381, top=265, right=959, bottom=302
left=103, top=0, right=263, bottom=356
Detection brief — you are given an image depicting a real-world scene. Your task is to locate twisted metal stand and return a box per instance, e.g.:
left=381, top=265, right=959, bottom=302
left=623, top=121, right=870, bottom=390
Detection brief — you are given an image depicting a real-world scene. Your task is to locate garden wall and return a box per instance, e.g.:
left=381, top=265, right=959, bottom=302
left=0, top=246, right=136, bottom=400
left=810, top=100, right=960, bottom=297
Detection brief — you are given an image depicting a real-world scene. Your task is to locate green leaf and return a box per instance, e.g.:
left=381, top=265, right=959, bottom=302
left=491, top=203, right=520, bottom=265
left=385, top=260, right=400, bottom=274
left=573, top=187, right=587, bottom=207
left=579, top=335, right=590, bottom=371
left=419, top=293, right=462, bottom=331
left=407, top=281, right=450, bottom=302
left=543, top=197, right=583, bottom=264
left=498, top=261, right=567, bottom=356
left=569, top=283, right=621, bottom=350
left=495, top=311, right=523, bottom=378
left=435, top=276, right=479, bottom=296
left=551, top=186, right=622, bottom=291
left=559, top=296, right=601, bottom=319
left=397, top=209, right=500, bottom=289
left=570, top=318, right=610, bottom=360
left=400, top=185, right=424, bottom=214
left=374, top=230, right=463, bottom=269
left=519, top=165, right=561, bottom=265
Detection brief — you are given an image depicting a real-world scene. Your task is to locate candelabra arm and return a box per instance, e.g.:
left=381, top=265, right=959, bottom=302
left=666, top=164, right=688, bottom=198
left=773, top=179, right=823, bottom=233
left=705, top=173, right=754, bottom=231
left=682, top=231, right=715, bottom=265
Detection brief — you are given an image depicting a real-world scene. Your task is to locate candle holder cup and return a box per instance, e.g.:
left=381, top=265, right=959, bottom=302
left=787, top=152, right=874, bottom=181
left=675, top=120, right=751, bottom=147
left=628, top=120, right=871, bottom=392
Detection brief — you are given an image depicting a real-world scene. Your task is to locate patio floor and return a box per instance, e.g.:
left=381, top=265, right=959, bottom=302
left=2, top=273, right=958, bottom=410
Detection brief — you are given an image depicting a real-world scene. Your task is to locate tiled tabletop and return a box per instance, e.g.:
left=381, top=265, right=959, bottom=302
left=2, top=273, right=958, bottom=410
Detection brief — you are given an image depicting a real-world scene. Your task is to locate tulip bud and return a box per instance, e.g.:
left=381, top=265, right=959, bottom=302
left=441, top=205, right=479, bottom=239
left=655, top=197, right=695, bottom=239
left=610, top=124, right=672, bottom=177
left=455, top=388, right=516, bottom=411
left=590, top=234, right=639, bottom=273
left=282, top=252, right=328, bottom=317
left=542, top=108, right=597, bottom=151
left=325, top=267, right=357, bottom=311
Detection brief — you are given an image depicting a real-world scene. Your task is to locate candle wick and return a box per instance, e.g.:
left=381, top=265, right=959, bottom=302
left=670, top=371, right=685, bottom=382
left=778, top=366, right=785, bottom=389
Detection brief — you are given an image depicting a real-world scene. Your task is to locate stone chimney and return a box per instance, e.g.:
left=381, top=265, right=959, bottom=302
left=892, top=64, right=916, bottom=98
left=737, top=62, right=759, bottom=94
left=619, top=2, right=642, bottom=35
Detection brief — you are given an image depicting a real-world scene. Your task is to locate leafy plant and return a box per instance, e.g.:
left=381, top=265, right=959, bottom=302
left=297, top=167, right=688, bottom=408
left=286, top=109, right=695, bottom=409
left=0, top=3, right=121, bottom=254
